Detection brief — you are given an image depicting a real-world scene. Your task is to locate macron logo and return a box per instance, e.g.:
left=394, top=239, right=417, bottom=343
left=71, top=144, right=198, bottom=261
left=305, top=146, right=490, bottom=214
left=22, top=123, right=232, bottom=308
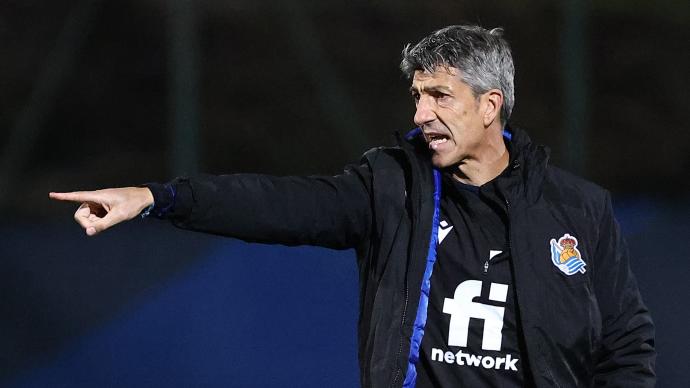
left=438, top=220, right=453, bottom=244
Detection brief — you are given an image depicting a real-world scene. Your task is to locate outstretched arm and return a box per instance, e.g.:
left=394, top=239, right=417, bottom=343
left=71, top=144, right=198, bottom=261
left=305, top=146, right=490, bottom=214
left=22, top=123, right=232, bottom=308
left=141, top=165, right=373, bottom=250
left=49, top=162, right=373, bottom=250
left=49, top=187, right=154, bottom=236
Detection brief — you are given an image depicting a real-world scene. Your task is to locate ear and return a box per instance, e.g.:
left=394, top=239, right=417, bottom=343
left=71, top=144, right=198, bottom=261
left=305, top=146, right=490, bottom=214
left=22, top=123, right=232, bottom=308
left=481, top=89, right=504, bottom=127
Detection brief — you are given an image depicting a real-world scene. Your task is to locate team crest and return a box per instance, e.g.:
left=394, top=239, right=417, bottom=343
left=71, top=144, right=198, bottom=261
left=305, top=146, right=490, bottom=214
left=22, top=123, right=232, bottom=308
left=549, top=234, right=586, bottom=275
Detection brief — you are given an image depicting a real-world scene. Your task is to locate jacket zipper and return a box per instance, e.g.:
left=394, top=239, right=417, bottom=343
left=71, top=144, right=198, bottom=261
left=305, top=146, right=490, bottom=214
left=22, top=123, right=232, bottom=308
left=391, top=287, right=409, bottom=386
left=393, top=163, right=439, bottom=387
left=392, top=198, right=420, bottom=386
left=391, top=153, right=418, bottom=387
left=504, top=185, right=557, bottom=385
left=505, top=198, right=512, bottom=255
left=499, top=160, right=519, bottom=272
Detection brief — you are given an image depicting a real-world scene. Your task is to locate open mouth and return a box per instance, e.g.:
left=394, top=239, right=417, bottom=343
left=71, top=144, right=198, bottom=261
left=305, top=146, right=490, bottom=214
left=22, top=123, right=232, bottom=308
left=426, top=133, right=450, bottom=148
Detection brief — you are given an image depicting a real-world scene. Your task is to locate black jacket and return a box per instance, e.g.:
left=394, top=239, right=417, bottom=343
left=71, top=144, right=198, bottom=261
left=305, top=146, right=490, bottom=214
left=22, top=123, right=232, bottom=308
left=146, top=127, right=655, bottom=387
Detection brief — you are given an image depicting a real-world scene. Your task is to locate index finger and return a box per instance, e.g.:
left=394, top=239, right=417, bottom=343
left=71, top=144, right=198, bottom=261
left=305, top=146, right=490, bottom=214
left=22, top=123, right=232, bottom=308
left=49, top=191, right=103, bottom=203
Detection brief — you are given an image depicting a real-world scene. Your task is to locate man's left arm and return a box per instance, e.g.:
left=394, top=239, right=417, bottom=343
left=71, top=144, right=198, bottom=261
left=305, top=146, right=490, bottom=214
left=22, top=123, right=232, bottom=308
left=592, top=192, right=656, bottom=387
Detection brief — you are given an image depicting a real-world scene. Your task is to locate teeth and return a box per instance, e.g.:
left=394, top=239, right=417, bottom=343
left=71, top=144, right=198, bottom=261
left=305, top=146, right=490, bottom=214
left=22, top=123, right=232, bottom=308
left=425, top=133, right=449, bottom=150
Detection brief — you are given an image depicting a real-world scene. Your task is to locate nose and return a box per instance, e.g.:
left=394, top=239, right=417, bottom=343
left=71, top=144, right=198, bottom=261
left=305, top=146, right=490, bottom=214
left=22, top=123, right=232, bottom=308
left=413, top=95, right=436, bottom=127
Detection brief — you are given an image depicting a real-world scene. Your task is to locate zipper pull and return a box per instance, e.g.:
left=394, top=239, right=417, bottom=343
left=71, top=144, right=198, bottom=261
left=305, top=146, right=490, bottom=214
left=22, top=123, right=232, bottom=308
left=484, top=250, right=503, bottom=275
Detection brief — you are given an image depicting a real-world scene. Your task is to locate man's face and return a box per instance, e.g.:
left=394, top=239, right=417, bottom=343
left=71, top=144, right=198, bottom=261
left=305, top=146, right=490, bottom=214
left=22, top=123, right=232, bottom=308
left=410, top=67, right=487, bottom=168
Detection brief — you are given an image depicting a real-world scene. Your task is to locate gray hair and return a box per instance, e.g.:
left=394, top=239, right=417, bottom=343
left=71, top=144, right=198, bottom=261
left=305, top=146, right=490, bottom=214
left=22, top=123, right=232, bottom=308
left=400, top=25, right=515, bottom=125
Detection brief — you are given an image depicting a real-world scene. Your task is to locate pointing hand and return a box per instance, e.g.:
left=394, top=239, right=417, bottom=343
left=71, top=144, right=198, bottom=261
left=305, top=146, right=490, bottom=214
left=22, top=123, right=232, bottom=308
left=49, top=187, right=154, bottom=236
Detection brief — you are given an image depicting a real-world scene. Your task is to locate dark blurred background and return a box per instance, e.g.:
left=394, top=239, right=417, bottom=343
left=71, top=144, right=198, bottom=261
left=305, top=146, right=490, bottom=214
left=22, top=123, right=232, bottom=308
left=1, top=0, right=688, bottom=387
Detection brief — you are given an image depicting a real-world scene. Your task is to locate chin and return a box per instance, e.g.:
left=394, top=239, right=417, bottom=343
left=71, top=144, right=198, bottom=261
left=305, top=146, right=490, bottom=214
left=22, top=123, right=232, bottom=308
left=430, top=153, right=458, bottom=169
left=431, top=160, right=445, bottom=169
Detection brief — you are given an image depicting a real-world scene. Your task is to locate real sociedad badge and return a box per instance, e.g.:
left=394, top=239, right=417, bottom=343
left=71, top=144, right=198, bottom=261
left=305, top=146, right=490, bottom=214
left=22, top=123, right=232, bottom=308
left=549, top=234, right=586, bottom=275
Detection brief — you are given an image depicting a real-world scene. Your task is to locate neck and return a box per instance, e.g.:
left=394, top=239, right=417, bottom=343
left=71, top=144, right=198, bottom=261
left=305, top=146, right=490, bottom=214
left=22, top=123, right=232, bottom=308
left=452, top=127, right=509, bottom=186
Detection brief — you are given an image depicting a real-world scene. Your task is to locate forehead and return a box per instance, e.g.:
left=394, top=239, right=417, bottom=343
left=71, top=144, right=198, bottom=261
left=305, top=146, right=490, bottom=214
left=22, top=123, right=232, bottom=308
left=411, top=66, right=463, bottom=89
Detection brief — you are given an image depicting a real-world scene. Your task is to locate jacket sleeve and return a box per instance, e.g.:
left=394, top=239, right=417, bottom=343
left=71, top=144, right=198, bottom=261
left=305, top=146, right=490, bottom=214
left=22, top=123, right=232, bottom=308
left=592, top=191, right=655, bottom=387
left=143, top=162, right=373, bottom=250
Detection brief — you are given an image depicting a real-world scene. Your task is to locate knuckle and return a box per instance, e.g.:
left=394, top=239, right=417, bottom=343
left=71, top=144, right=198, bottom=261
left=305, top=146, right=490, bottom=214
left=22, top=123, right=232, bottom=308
left=109, top=208, right=125, bottom=221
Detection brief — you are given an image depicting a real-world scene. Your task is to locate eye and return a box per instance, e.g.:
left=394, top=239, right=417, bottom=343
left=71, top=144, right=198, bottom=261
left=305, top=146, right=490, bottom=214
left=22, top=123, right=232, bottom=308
left=432, top=91, right=450, bottom=101
left=411, top=92, right=420, bottom=102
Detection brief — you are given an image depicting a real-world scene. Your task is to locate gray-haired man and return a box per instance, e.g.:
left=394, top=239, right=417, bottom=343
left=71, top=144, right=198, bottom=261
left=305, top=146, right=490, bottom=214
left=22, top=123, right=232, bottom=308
left=52, top=25, right=655, bottom=387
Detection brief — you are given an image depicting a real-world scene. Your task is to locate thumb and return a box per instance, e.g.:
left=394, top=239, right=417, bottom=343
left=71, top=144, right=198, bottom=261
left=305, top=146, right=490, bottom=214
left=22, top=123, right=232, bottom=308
left=85, top=209, right=125, bottom=236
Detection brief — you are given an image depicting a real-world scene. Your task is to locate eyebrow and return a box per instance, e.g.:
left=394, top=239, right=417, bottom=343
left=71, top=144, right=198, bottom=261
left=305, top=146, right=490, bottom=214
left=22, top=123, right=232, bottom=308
left=409, top=84, right=453, bottom=95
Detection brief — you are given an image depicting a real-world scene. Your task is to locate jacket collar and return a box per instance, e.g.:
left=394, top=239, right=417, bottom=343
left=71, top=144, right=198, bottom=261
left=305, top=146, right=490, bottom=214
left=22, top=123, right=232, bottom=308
left=506, top=126, right=550, bottom=205
left=396, top=125, right=550, bottom=205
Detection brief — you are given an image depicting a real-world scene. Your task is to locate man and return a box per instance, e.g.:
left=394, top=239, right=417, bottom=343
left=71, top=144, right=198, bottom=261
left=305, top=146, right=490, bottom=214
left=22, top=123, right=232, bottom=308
left=50, top=25, right=655, bottom=387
